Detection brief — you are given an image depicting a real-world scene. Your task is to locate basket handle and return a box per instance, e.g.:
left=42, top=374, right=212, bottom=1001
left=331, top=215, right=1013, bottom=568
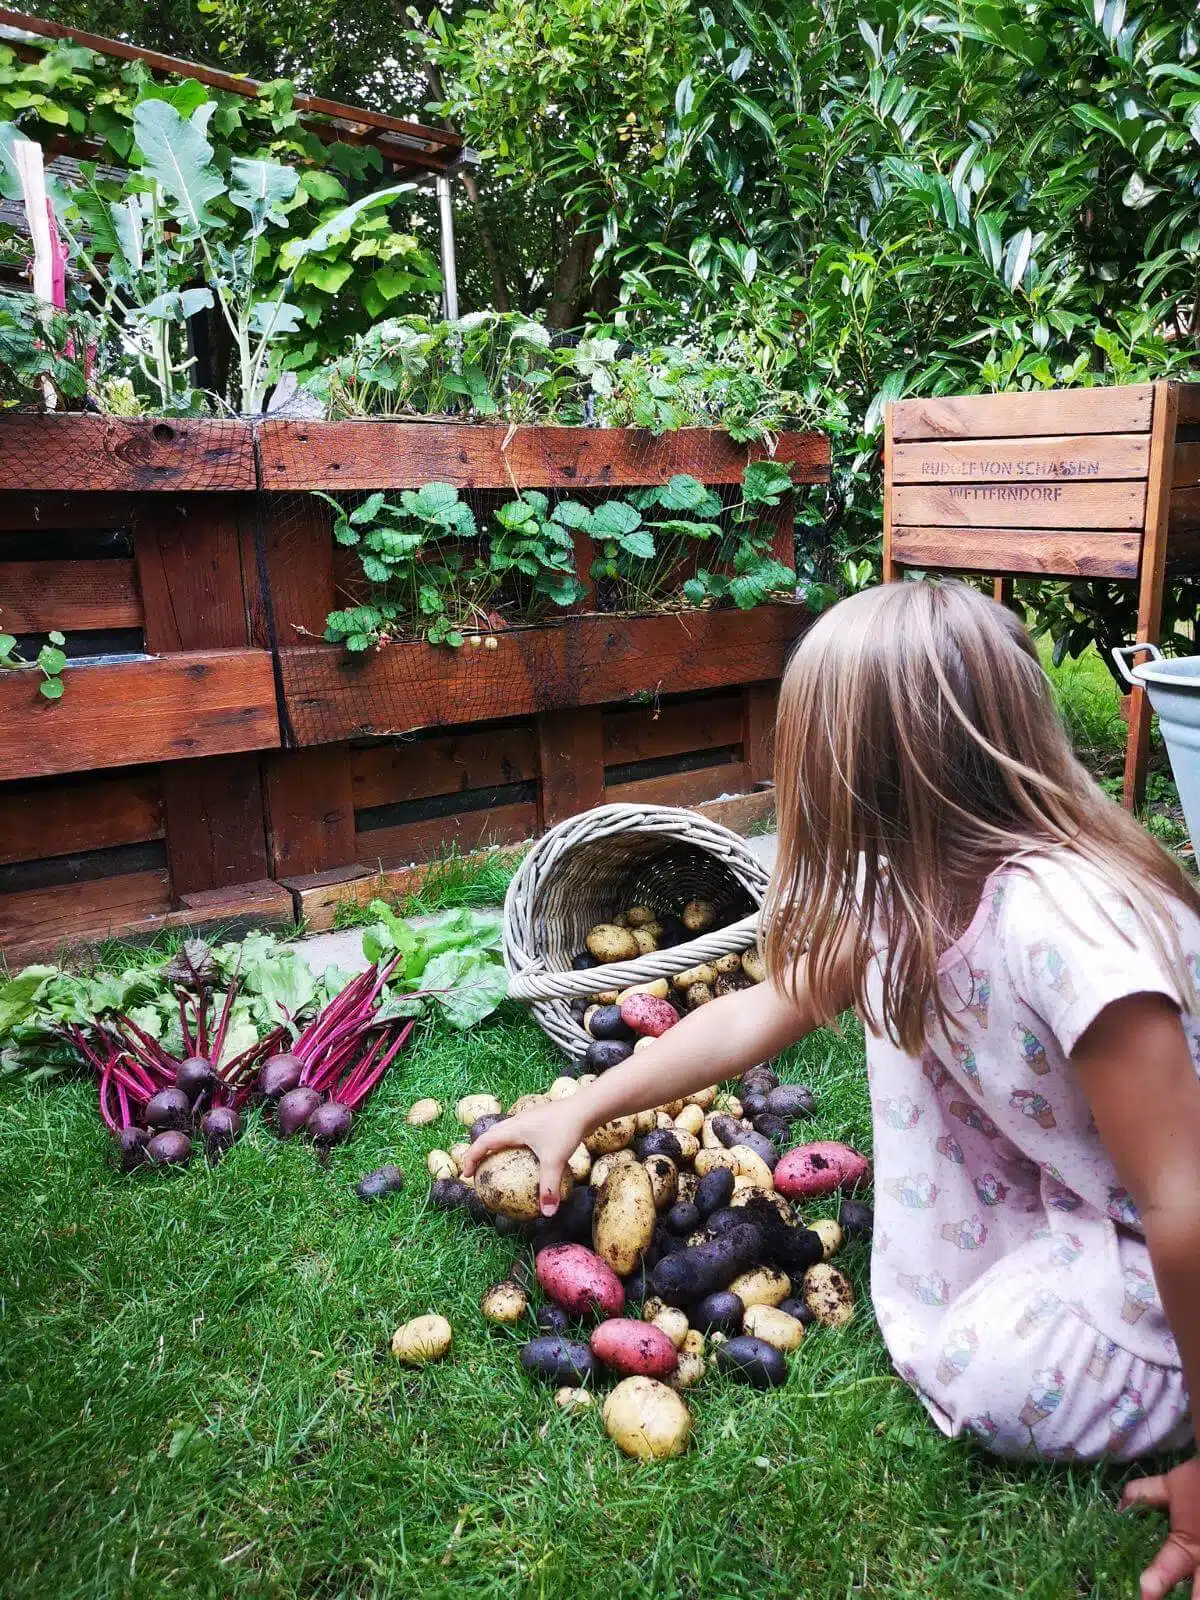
left=507, top=912, right=762, bottom=1004
left=1111, top=641, right=1162, bottom=687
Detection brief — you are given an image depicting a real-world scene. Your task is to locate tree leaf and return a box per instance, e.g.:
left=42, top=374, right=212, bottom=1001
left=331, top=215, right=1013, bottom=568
left=131, top=99, right=226, bottom=231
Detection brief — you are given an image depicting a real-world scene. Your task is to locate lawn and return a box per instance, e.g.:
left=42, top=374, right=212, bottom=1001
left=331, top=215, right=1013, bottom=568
left=0, top=641, right=1184, bottom=1599
left=0, top=1004, right=1170, bottom=1599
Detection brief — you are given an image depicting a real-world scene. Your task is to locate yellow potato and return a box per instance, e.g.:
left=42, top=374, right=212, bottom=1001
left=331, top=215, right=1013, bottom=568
left=625, top=905, right=657, bottom=927
left=593, top=1162, right=657, bottom=1275
left=481, top=1281, right=528, bottom=1324
left=744, top=1304, right=805, bottom=1352
left=651, top=1307, right=690, bottom=1349
left=634, top=1109, right=658, bottom=1135
left=727, top=1144, right=775, bottom=1188
left=674, top=1104, right=705, bottom=1138
left=548, top=1076, right=580, bottom=1101
left=590, top=1149, right=637, bottom=1189
left=568, top=1143, right=592, bottom=1182
left=634, top=1037, right=657, bottom=1055
left=658, top=1099, right=685, bottom=1118
left=804, top=1263, right=855, bottom=1327
left=391, top=1313, right=452, bottom=1365
left=694, top=1147, right=738, bottom=1179
left=555, top=1386, right=594, bottom=1412
left=449, top=1142, right=471, bottom=1168
left=714, top=1092, right=744, bottom=1118
left=728, top=1266, right=792, bottom=1309
left=741, top=948, right=767, bottom=984
left=603, top=1377, right=692, bottom=1460
left=685, top=982, right=714, bottom=1009
left=673, top=1129, right=700, bottom=1164
left=586, top=924, right=640, bottom=963
left=426, top=1149, right=458, bottom=1180
left=456, top=1093, right=502, bottom=1127
left=686, top=1086, right=718, bottom=1111
left=643, top=1154, right=678, bottom=1211
left=641, top=1296, right=669, bottom=1323
left=670, top=1329, right=707, bottom=1390
left=617, top=978, right=669, bottom=1002
left=712, top=952, right=743, bottom=975
left=811, top=1218, right=844, bottom=1260
left=672, top=963, right=717, bottom=992
left=682, top=899, right=716, bottom=933
left=676, top=1170, right=698, bottom=1206
left=700, top=1115, right=724, bottom=1151
left=632, top=928, right=660, bottom=955
left=475, top=1146, right=573, bottom=1222
left=584, top=1115, right=637, bottom=1156
left=509, top=1093, right=548, bottom=1116
left=406, top=1098, right=442, bottom=1127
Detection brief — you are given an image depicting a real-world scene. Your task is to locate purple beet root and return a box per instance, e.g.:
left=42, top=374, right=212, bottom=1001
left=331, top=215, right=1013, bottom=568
left=176, top=1055, right=217, bottom=1104
left=258, top=1053, right=304, bottom=1100
left=277, top=1086, right=322, bottom=1138
left=147, top=1129, right=192, bottom=1167
left=201, top=1105, right=241, bottom=1159
left=307, top=1100, right=353, bottom=1147
left=145, top=1087, right=192, bottom=1131
left=116, top=1125, right=150, bottom=1172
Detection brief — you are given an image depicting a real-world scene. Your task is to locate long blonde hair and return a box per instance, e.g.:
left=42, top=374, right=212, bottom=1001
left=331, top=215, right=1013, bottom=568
left=763, top=579, right=1200, bottom=1051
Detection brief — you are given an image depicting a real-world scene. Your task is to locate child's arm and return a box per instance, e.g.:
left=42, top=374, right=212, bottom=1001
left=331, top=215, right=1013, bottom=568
left=1073, top=992, right=1200, bottom=1600
left=462, top=974, right=831, bottom=1214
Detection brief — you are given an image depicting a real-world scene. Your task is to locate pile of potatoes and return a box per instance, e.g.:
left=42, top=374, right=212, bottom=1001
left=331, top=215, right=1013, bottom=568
left=567, top=898, right=768, bottom=1074
left=417, top=1063, right=871, bottom=1460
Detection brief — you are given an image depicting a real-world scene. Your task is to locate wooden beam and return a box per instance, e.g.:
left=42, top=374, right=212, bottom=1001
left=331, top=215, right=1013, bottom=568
left=0, top=417, right=256, bottom=492
left=256, top=423, right=831, bottom=491
left=892, top=481, right=1146, bottom=531
left=1124, top=382, right=1179, bottom=809
left=159, top=754, right=268, bottom=899
left=277, top=605, right=810, bottom=746
left=605, top=761, right=749, bottom=810
left=357, top=801, right=537, bottom=872
left=891, top=433, right=1151, bottom=485
left=536, top=707, right=605, bottom=828
left=741, top=682, right=778, bottom=785
left=0, top=770, right=162, bottom=866
left=263, top=747, right=358, bottom=880
left=0, top=559, right=140, bottom=632
left=602, top=693, right=742, bottom=766
left=890, top=386, right=1154, bottom=442
left=0, top=649, right=280, bottom=780
left=888, top=527, right=1139, bottom=579
left=133, top=498, right=255, bottom=651
left=351, top=726, right=538, bottom=809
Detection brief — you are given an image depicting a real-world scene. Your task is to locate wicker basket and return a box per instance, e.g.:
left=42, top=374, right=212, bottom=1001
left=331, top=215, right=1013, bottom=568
left=504, top=802, right=771, bottom=1056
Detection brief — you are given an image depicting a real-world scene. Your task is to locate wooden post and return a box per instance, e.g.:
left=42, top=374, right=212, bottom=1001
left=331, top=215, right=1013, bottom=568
left=1123, top=382, right=1179, bottom=810
left=881, top=403, right=896, bottom=582
left=742, top=682, right=778, bottom=786
left=536, top=707, right=605, bottom=829
left=262, top=747, right=357, bottom=880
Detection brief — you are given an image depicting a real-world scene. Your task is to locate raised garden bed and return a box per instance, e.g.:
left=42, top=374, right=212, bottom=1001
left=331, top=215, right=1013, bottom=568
left=0, top=415, right=828, bottom=957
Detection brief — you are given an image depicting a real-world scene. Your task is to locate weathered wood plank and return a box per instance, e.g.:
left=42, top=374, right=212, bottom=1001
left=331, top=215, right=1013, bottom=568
left=0, top=770, right=162, bottom=866
left=1125, top=382, right=1180, bottom=810
left=0, top=649, right=280, bottom=781
left=1173, top=444, right=1200, bottom=490
left=256, top=422, right=830, bottom=491
left=351, top=726, right=538, bottom=810
left=278, top=606, right=809, bottom=746
left=0, top=492, right=138, bottom=532
left=537, top=707, right=605, bottom=828
left=892, top=481, right=1145, bottom=530
left=741, top=682, right=778, bottom=786
left=160, top=754, right=269, bottom=898
left=0, top=417, right=255, bottom=492
left=889, top=527, right=1140, bottom=579
left=1175, top=384, right=1200, bottom=427
left=248, top=494, right=337, bottom=648
left=890, top=387, right=1154, bottom=442
left=133, top=497, right=254, bottom=651
left=0, top=559, right=141, bottom=632
left=0, top=872, right=292, bottom=963
left=1169, top=486, right=1200, bottom=541
left=601, top=693, right=742, bottom=766
left=891, top=433, right=1150, bottom=486
left=263, top=747, right=358, bottom=880
left=605, top=761, right=749, bottom=810
left=357, top=801, right=537, bottom=871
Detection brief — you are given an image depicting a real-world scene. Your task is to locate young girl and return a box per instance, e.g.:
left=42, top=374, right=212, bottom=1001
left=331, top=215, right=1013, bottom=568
left=465, top=580, right=1200, bottom=1599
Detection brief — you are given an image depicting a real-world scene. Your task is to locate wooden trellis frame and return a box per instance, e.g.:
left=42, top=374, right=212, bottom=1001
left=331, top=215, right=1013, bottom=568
left=882, top=381, right=1200, bottom=807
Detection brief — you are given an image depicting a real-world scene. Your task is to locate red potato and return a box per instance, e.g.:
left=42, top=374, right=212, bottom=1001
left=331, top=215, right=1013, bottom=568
left=619, top=993, right=679, bottom=1039
left=774, top=1141, right=870, bottom=1200
left=590, top=1318, right=680, bottom=1379
left=536, top=1243, right=626, bottom=1320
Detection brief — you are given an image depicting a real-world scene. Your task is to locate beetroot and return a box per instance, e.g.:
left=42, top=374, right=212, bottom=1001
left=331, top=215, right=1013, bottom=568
left=144, top=1087, right=192, bottom=1131
left=115, top=1125, right=150, bottom=1172
left=277, top=1086, right=322, bottom=1137
left=307, top=1100, right=353, bottom=1146
left=201, top=1105, right=241, bottom=1158
left=258, top=1052, right=304, bottom=1100
left=147, top=1129, right=192, bottom=1167
left=176, top=1055, right=217, bottom=1104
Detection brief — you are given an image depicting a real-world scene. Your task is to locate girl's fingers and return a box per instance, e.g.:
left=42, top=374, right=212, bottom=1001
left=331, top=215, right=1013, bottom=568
left=1140, top=1537, right=1198, bottom=1600
left=539, top=1155, right=567, bottom=1216
left=460, top=1119, right=519, bottom=1176
left=1123, top=1476, right=1171, bottom=1512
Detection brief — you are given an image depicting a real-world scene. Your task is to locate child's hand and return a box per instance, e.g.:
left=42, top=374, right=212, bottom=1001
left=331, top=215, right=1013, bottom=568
left=461, top=1101, right=587, bottom=1217
left=1121, top=1456, right=1200, bottom=1598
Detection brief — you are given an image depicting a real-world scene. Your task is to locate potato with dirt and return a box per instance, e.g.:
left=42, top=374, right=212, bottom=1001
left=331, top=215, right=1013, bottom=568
left=603, top=1376, right=692, bottom=1459
left=475, top=1146, right=574, bottom=1222
left=593, top=1162, right=657, bottom=1274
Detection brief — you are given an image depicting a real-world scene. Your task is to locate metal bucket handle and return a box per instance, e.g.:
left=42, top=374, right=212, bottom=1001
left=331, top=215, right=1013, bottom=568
left=1112, top=641, right=1163, bottom=687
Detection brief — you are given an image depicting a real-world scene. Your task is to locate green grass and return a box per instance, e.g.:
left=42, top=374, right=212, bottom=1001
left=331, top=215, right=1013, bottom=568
left=332, top=846, right=528, bottom=929
left=0, top=1009, right=1170, bottom=1598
